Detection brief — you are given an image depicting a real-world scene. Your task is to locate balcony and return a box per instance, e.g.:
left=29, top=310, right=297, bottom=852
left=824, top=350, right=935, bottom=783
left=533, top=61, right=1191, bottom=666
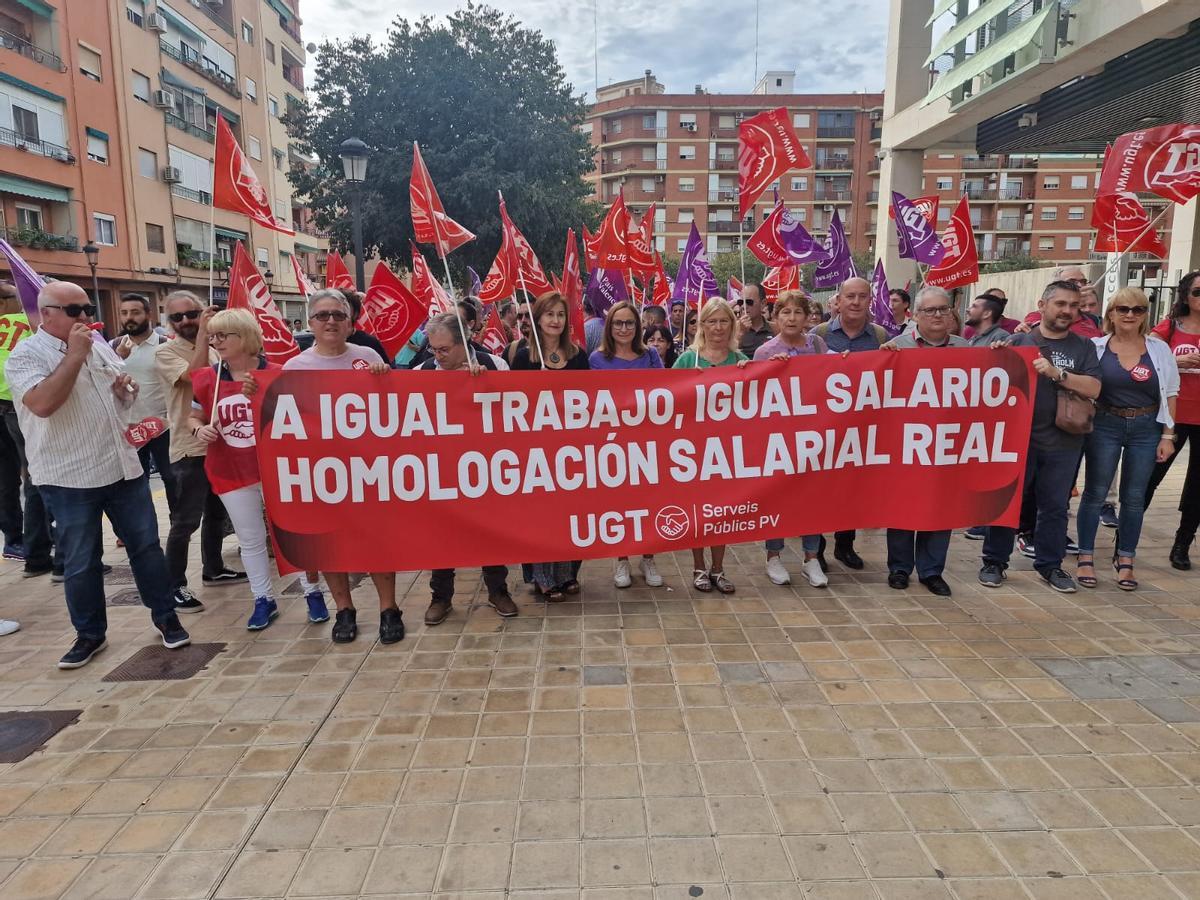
left=867, top=191, right=879, bottom=202
left=963, top=187, right=997, bottom=200
left=870, top=125, right=882, bottom=141
left=995, top=216, right=1026, bottom=231
left=601, top=126, right=665, bottom=142
left=708, top=190, right=737, bottom=203
left=2, top=225, right=78, bottom=252
left=817, top=126, right=855, bottom=138
left=600, top=158, right=666, bottom=175
left=283, top=66, right=304, bottom=92
left=713, top=158, right=737, bottom=170
left=813, top=157, right=853, bottom=170
left=0, top=26, right=66, bottom=71
left=962, top=156, right=1002, bottom=170
left=171, top=184, right=211, bottom=205
left=814, top=190, right=852, bottom=202
left=710, top=127, right=738, bottom=139
left=293, top=221, right=330, bottom=238
left=177, top=247, right=229, bottom=272
left=0, top=125, right=72, bottom=162
left=998, top=185, right=1026, bottom=200
left=1006, top=156, right=1039, bottom=169
left=193, top=0, right=235, bottom=36
left=164, top=112, right=215, bottom=143
left=279, top=15, right=302, bottom=45
left=708, top=221, right=751, bottom=234
left=160, top=40, right=241, bottom=98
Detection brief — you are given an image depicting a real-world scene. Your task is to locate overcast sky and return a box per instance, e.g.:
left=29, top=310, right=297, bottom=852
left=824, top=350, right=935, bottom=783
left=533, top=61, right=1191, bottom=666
left=299, top=0, right=889, bottom=100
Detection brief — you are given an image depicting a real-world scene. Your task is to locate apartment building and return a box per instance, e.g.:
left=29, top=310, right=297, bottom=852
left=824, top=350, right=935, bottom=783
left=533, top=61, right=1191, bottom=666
left=0, top=0, right=326, bottom=325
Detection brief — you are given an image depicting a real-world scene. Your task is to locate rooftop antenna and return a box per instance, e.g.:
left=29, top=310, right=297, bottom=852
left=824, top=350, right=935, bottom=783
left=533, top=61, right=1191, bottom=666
left=594, top=0, right=599, bottom=99
left=753, top=0, right=760, bottom=86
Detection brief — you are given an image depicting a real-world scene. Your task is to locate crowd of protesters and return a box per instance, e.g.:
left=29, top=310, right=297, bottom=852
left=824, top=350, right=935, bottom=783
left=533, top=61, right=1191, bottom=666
left=1, top=265, right=1197, bottom=670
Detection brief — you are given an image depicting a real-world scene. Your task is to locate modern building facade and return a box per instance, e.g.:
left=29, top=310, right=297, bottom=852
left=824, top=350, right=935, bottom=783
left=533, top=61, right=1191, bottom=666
left=0, top=0, right=326, bottom=325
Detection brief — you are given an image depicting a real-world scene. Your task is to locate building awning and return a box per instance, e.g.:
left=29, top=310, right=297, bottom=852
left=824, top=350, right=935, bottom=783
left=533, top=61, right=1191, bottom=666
left=266, top=0, right=294, bottom=23
left=161, top=67, right=205, bottom=96
left=0, top=173, right=69, bottom=203
left=14, top=0, right=55, bottom=19
left=926, top=0, right=1014, bottom=65
left=926, top=0, right=959, bottom=26
left=0, top=71, right=64, bottom=103
left=85, top=126, right=109, bottom=141
left=923, top=6, right=1056, bottom=106
left=206, top=100, right=238, bottom=124
left=214, top=226, right=248, bottom=241
left=157, top=4, right=207, bottom=44
left=294, top=240, right=319, bottom=253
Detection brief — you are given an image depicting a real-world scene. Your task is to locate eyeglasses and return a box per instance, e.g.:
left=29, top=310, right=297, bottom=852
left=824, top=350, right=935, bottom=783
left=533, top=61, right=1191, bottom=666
left=208, top=332, right=238, bottom=344
left=611, top=320, right=637, bottom=330
left=311, top=310, right=349, bottom=322
left=43, top=303, right=96, bottom=318
left=1113, top=305, right=1148, bottom=316
left=919, top=306, right=951, bottom=317
left=429, top=345, right=455, bottom=357
left=1065, top=278, right=1088, bottom=286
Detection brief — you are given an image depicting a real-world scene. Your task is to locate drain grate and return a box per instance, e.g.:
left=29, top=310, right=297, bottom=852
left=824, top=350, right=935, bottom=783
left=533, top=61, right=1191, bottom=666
left=103, top=564, right=137, bottom=586
left=101, top=642, right=226, bottom=682
left=0, top=710, right=82, bottom=763
left=107, top=588, right=144, bottom=606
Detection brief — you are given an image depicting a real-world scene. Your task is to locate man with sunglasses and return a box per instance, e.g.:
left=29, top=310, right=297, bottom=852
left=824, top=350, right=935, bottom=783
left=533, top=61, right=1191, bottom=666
left=156, top=290, right=243, bottom=615
left=737, top=283, right=774, bottom=357
left=6, top=282, right=190, bottom=668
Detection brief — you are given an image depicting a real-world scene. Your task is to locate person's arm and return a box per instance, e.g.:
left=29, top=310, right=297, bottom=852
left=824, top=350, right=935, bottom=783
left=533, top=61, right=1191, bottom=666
left=17, top=324, right=93, bottom=418
left=189, top=307, right=218, bottom=373
left=187, top=373, right=219, bottom=444
left=1160, top=395, right=1179, bottom=462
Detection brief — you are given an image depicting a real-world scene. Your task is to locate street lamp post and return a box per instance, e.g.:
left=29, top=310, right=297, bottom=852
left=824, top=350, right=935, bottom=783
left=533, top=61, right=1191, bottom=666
left=338, top=137, right=370, bottom=292
left=82, top=241, right=100, bottom=322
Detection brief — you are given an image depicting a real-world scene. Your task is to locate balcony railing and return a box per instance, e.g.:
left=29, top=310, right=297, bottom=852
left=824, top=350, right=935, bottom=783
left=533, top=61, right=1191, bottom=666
left=814, top=190, right=853, bottom=202
left=600, top=158, right=666, bottom=174
left=280, top=16, right=302, bottom=45
left=713, top=158, right=737, bottom=170
left=996, top=217, right=1023, bottom=231
left=962, top=156, right=1002, bottom=169
left=1006, top=156, right=1039, bottom=169
left=816, top=126, right=855, bottom=138
left=171, top=184, right=212, bottom=205
left=283, top=67, right=304, bottom=92
left=160, top=40, right=241, bottom=97
left=293, top=222, right=330, bottom=238
left=708, top=190, right=737, bottom=203
left=708, top=221, right=751, bottom=233
left=870, top=125, right=882, bottom=141
left=602, top=126, right=664, bottom=141
left=0, top=26, right=66, bottom=71
left=177, top=247, right=230, bottom=271
left=998, top=185, right=1026, bottom=200
left=0, top=125, right=72, bottom=162
left=963, top=187, right=997, bottom=200
left=194, top=0, right=235, bottom=36
left=867, top=191, right=879, bottom=202
left=164, top=112, right=215, bottom=143
left=2, top=225, right=78, bottom=252
left=813, top=157, right=853, bottom=170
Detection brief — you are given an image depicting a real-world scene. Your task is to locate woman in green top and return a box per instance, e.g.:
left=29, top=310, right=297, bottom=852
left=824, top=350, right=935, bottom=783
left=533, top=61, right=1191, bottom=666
left=672, top=298, right=749, bottom=593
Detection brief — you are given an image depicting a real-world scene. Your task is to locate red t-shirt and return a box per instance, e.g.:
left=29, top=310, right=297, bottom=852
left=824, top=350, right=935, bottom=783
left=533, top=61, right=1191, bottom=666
left=191, top=360, right=278, bottom=494
left=1153, top=319, right=1200, bottom=425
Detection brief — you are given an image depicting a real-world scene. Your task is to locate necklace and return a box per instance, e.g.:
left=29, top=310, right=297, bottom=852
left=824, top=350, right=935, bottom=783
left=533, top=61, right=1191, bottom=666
left=549, top=351, right=561, bottom=364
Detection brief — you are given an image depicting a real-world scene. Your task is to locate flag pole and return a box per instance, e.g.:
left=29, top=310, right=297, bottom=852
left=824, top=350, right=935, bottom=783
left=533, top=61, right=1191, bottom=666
left=515, top=267, right=546, bottom=370
left=208, top=178, right=217, bottom=306
left=435, top=246, right=476, bottom=363
left=1094, top=204, right=1172, bottom=287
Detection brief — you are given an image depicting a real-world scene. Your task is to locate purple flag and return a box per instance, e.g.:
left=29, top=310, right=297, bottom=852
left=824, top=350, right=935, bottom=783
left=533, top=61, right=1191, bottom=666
left=466, top=266, right=482, bottom=297
left=891, top=191, right=946, bottom=266
left=778, top=208, right=829, bottom=265
left=870, top=259, right=901, bottom=336
left=671, top=223, right=718, bottom=304
left=812, top=210, right=856, bottom=289
left=584, top=267, right=628, bottom=316
left=0, top=238, right=45, bottom=325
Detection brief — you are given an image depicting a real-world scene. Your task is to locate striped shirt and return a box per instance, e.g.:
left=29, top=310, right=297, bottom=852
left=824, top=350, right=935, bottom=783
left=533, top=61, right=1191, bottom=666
left=5, top=328, right=143, bottom=488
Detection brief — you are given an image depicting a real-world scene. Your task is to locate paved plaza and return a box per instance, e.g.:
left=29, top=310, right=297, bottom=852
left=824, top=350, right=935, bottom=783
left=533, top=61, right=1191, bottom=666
left=0, top=462, right=1199, bottom=899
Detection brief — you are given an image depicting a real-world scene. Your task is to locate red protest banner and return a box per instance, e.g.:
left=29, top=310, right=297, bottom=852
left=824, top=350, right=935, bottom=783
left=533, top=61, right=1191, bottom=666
left=253, top=348, right=1038, bottom=573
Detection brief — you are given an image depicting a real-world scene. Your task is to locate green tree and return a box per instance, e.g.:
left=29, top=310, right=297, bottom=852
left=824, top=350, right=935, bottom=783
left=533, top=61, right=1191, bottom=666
left=288, top=3, right=600, bottom=280
left=710, top=251, right=765, bottom=289
left=980, top=253, right=1051, bottom=274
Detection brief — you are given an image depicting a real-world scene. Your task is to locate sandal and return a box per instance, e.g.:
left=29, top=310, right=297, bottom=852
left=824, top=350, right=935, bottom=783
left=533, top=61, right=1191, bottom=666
left=534, top=584, right=566, bottom=603
left=561, top=579, right=581, bottom=595
left=692, top=569, right=712, bottom=592
left=1076, top=556, right=1097, bottom=588
left=710, top=570, right=735, bottom=594
left=1113, top=560, right=1137, bottom=592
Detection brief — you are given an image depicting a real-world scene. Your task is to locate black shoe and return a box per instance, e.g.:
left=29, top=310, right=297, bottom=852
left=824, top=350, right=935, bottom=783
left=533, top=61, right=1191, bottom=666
left=964, top=526, right=986, bottom=541
left=1170, top=540, right=1192, bottom=571
left=816, top=535, right=829, bottom=574
left=887, top=571, right=909, bottom=589
left=834, top=545, right=864, bottom=570
left=21, top=563, right=53, bottom=579
left=202, top=568, right=248, bottom=585
left=173, top=587, right=205, bottom=614
left=156, top=614, right=191, bottom=649
left=919, top=575, right=952, bottom=596
left=58, top=636, right=107, bottom=669
left=1099, top=503, right=1119, bottom=529
left=1039, top=567, right=1077, bottom=593
left=978, top=563, right=1007, bottom=588
left=488, top=593, right=519, bottom=617
left=332, top=607, right=357, bottom=643
left=379, top=607, right=405, bottom=644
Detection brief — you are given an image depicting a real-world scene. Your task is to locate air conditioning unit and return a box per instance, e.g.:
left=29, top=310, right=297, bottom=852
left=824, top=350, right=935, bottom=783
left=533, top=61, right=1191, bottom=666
left=152, top=89, right=175, bottom=108
left=682, top=122, right=696, bottom=132
left=161, top=166, right=183, bottom=183
left=823, top=205, right=834, bottom=212
left=869, top=110, right=882, bottom=121
left=146, top=13, right=168, bottom=31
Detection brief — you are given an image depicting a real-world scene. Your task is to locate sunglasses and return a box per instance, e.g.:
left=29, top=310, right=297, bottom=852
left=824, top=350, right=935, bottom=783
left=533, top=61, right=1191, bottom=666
left=1113, top=305, right=1148, bottom=316
left=311, top=310, right=349, bottom=322
left=44, top=303, right=96, bottom=318
left=168, top=310, right=201, bottom=323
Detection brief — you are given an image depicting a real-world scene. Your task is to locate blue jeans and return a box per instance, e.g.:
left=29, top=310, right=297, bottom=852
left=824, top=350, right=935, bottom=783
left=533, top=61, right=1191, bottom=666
left=40, top=478, right=176, bottom=641
left=886, top=529, right=951, bottom=579
left=984, top=445, right=1082, bottom=573
left=1077, top=411, right=1161, bottom=559
left=766, top=535, right=821, bottom=554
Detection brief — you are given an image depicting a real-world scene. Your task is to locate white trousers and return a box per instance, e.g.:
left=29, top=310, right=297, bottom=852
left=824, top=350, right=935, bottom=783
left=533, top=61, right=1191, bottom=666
left=218, top=483, right=318, bottom=601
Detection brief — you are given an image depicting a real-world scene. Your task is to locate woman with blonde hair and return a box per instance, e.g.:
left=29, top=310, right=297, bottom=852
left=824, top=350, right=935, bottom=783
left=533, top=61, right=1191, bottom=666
left=1076, top=287, right=1179, bottom=591
left=672, top=299, right=748, bottom=592
left=189, top=309, right=324, bottom=629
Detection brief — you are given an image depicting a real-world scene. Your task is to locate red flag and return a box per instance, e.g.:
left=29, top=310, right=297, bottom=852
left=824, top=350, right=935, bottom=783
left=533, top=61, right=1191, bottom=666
left=746, top=203, right=792, bottom=268
left=359, top=261, right=425, bottom=359
left=226, top=242, right=299, bottom=364
left=1092, top=192, right=1168, bottom=257
left=651, top=252, right=672, bottom=309
left=409, top=141, right=475, bottom=256
left=1100, top=124, right=1200, bottom=205
left=594, top=193, right=631, bottom=270
left=290, top=254, right=315, bottom=299
left=562, top=227, right=586, bottom=344
left=582, top=224, right=599, bottom=269
left=214, top=115, right=293, bottom=234
left=738, top=107, right=811, bottom=219
left=479, top=303, right=508, bottom=355
left=324, top=253, right=355, bottom=291
left=480, top=197, right=553, bottom=302
left=887, top=194, right=939, bottom=225
left=762, top=265, right=800, bottom=303
left=628, top=203, right=656, bottom=274
left=925, top=196, right=979, bottom=289
left=410, top=243, right=454, bottom=315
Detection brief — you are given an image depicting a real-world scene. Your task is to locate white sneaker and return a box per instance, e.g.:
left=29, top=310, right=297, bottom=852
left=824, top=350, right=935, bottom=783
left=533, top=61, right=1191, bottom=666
left=641, top=557, right=663, bottom=587
left=802, top=558, right=829, bottom=588
left=614, top=560, right=632, bottom=588
left=766, top=556, right=791, bottom=585
left=0, top=619, right=19, bottom=636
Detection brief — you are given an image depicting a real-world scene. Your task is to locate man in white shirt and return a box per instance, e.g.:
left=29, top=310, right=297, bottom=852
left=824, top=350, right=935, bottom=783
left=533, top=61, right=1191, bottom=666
left=5, top=282, right=190, bottom=669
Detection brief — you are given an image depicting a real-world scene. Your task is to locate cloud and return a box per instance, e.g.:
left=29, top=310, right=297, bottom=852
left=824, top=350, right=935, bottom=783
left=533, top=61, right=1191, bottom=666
left=300, top=0, right=887, bottom=98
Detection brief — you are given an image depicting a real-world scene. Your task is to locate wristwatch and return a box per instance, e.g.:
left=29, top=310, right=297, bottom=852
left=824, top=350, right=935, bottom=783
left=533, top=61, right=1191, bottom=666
left=1055, top=368, right=1069, bottom=384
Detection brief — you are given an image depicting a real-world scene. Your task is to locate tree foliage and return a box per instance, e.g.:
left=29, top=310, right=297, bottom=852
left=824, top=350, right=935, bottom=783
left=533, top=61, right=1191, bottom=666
left=288, top=3, right=600, bottom=279
left=980, top=253, right=1052, bottom=274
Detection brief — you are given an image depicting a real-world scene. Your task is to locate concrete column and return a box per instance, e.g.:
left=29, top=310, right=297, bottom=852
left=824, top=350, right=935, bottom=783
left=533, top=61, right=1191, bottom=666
left=878, top=149, right=926, bottom=278
left=1167, top=195, right=1200, bottom=284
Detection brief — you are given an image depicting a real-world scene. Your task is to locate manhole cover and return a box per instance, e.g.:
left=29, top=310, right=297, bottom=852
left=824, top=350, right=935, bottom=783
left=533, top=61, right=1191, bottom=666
left=283, top=573, right=364, bottom=595
left=102, top=643, right=226, bottom=682
left=107, top=588, right=143, bottom=606
left=0, top=710, right=82, bottom=763
left=103, top=565, right=136, bottom=585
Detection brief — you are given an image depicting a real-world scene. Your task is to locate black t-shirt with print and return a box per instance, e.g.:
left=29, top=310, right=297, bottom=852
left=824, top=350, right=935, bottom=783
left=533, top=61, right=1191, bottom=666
left=1011, top=330, right=1101, bottom=452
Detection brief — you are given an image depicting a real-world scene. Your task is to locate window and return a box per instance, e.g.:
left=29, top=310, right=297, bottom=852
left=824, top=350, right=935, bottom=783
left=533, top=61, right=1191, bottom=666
left=78, top=44, right=101, bottom=82
left=256, top=247, right=269, bottom=267
left=15, top=204, right=43, bottom=231
left=241, top=20, right=254, bottom=44
left=641, top=114, right=655, bottom=129
left=244, top=78, right=257, bottom=101
left=126, top=0, right=144, bottom=26
left=264, top=39, right=275, bottom=63
left=969, top=207, right=982, bottom=227
left=641, top=146, right=655, bottom=161
left=679, top=145, right=695, bottom=160
left=676, top=239, right=689, bottom=253
left=248, top=136, right=262, bottom=160
left=1043, top=176, right=1059, bottom=190
left=790, top=177, right=807, bottom=191
left=641, top=178, right=655, bottom=192
left=678, top=209, right=694, bottom=223
left=793, top=207, right=806, bottom=222
left=577, top=122, right=592, bottom=136
left=679, top=113, right=696, bottom=131
left=1039, top=237, right=1055, bottom=251
left=86, top=131, right=109, bottom=164
left=1040, top=206, right=1057, bottom=221
left=1065, top=236, right=1082, bottom=251
left=169, top=144, right=213, bottom=199
left=610, top=150, right=621, bottom=164
left=938, top=153, right=955, bottom=158
left=272, top=148, right=284, bottom=171
left=12, top=106, right=40, bottom=144
left=93, top=213, right=117, bottom=246
left=1070, top=175, right=1088, bottom=189
left=793, top=113, right=810, bottom=128
left=718, top=114, right=735, bottom=129
left=609, top=119, right=622, bottom=134
left=938, top=206, right=951, bottom=223
left=933, top=176, right=951, bottom=190
left=138, top=148, right=157, bottom=178
left=4, top=86, right=67, bottom=156
left=132, top=71, right=151, bottom=103
left=678, top=177, right=695, bottom=192
left=268, top=96, right=279, bottom=118
left=146, top=223, right=165, bottom=253
left=1068, top=206, right=1085, bottom=221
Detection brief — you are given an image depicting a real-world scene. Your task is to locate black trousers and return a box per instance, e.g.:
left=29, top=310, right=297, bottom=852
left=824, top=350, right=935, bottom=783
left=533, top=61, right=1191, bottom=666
left=3, top=406, right=54, bottom=569
left=1145, top=421, right=1200, bottom=542
left=164, top=456, right=229, bottom=589
left=0, top=402, right=21, bottom=546
left=430, top=566, right=509, bottom=604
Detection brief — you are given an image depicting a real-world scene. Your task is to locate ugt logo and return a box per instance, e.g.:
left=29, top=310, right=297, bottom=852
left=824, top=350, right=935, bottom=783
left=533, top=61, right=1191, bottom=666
left=655, top=505, right=690, bottom=541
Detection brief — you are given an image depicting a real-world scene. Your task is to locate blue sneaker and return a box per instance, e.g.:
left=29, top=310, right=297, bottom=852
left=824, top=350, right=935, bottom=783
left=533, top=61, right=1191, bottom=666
left=305, top=590, right=329, bottom=624
left=2, top=542, right=24, bottom=561
left=247, top=596, right=278, bottom=630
